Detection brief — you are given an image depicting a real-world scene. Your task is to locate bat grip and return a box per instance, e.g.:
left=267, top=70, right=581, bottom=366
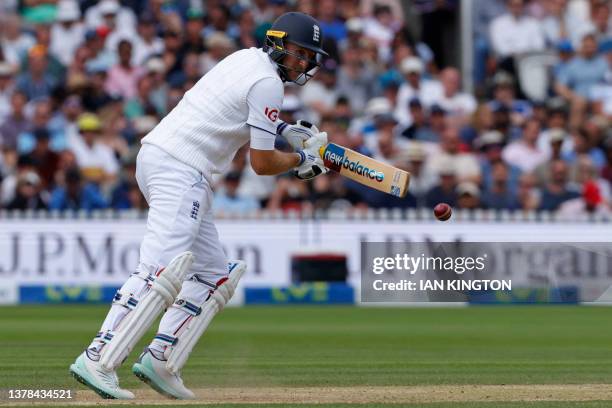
left=318, top=144, right=328, bottom=159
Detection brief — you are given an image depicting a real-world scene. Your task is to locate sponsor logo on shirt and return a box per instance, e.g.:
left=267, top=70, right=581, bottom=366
left=265, top=107, right=279, bottom=122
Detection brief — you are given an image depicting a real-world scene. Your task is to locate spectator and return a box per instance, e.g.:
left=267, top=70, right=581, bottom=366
left=317, top=0, right=347, bottom=42
left=425, top=126, right=481, bottom=183
left=18, top=98, right=65, bottom=154
left=49, top=167, right=108, bottom=211
left=554, top=32, right=608, bottom=129
left=482, top=161, right=521, bottom=209
left=50, top=0, right=84, bottom=67
left=26, top=128, right=59, bottom=190
left=401, top=143, right=437, bottom=205
left=6, top=170, right=46, bottom=210
left=82, top=64, right=114, bottom=112
left=362, top=4, right=398, bottom=62
left=487, top=72, right=532, bottom=128
left=539, top=159, right=580, bottom=210
left=502, top=118, right=548, bottom=172
left=558, top=180, right=611, bottom=218
left=563, top=127, right=606, bottom=170
left=517, top=172, right=540, bottom=210
left=105, top=39, right=144, bottom=100
left=132, top=14, right=164, bottom=66
left=489, top=0, right=545, bottom=70
left=477, top=130, right=521, bottom=194
left=0, top=13, right=36, bottom=67
left=15, top=45, right=58, bottom=100
left=84, top=0, right=137, bottom=39
left=425, top=161, right=458, bottom=208
left=456, top=181, right=482, bottom=210
left=0, top=91, right=28, bottom=151
left=301, top=61, right=339, bottom=123
left=0, top=63, right=15, bottom=124
left=394, top=56, right=443, bottom=125
left=430, top=67, right=477, bottom=126
left=535, top=128, right=568, bottom=184
left=201, top=32, right=236, bottom=75
left=601, top=132, right=612, bottom=185
left=399, top=98, right=438, bottom=142
left=336, top=47, right=377, bottom=115
left=69, top=113, right=119, bottom=187
left=213, top=171, right=260, bottom=214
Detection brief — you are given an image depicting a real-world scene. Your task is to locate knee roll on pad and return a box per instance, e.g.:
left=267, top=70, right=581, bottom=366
left=165, top=260, right=246, bottom=374
left=99, top=251, right=195, bottom=371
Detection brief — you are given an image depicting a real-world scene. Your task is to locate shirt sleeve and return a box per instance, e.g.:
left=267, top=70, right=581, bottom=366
left=247, top=77, right=284, bottom=150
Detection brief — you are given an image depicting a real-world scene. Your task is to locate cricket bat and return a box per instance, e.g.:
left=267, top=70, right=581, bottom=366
left=319, top=143, right=411, bottom=198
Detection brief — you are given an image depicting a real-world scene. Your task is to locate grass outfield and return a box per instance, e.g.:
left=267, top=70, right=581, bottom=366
left=0, top=305, right=611, bottom=407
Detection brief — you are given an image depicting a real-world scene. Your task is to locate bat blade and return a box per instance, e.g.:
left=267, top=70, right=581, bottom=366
left=319, top=143, right=410, bottom=198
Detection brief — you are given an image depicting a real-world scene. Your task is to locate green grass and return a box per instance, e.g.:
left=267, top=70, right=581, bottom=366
left=0, top=305, right=611, bottom=406
left=18, top=404, right=612, bottom=408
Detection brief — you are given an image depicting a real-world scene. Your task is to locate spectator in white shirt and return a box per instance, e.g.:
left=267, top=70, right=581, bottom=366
left=431, top=67, right=477, bottom=126
left=85, top=0, right=136, bottom=39
left=394, top=56, right=443, bottom=126
left=50, top=0, right=85, bottom=67
left=502, top=118, right=548, bottom=172
left=489, top=0, right=545, bottom=73
left=425, top=126, right=481, bottom=183
left=0, top=13, right=36, bottom=68
left=131, top=15, right=164, bottom=66
left=69, top=113, right=119, bottom=188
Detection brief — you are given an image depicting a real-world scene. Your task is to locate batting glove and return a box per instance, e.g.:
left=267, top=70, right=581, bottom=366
left=294, top=131, right=329, bottom=180
left=277, top=120, right=319, bottom=151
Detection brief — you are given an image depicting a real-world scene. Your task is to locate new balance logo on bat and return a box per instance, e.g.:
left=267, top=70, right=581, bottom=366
left=322, top=144, right=384, bottom=182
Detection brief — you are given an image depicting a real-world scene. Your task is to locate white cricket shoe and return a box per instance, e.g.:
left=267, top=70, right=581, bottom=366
left=132, top=348, right=195, bottom=399
left=69, top=349, right=135, bottom=399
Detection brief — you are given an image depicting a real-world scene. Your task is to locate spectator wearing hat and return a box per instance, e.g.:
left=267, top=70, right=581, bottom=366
left=6, top=170, right=47, bottom=210
left=105, top=39, right=144, bottom=100
left=0, top=63, right=15, bottom=123
left=456, top=181, right=482, bottom=210
left=477, top=129, right=521, bottom=194
left=15, top=45, right=58, bottom=100
left=401, top=143, right=437, bottom=205
left=555, top=32, right=608, bottom=129
left=534, top=128, right=568, bottom=185
left=201, top=32, right=236, bottom=75
left=502, top=118, right=548, bottom=173
left=49, top=167, right=108, bottom=211
left=394, top=56, right=443, bottom=126
left=50, top=0, right=85, bottom=67
left=487, top=72, right=532, bottom=127
left=85, top=0, right=137, bottom=39
left=399, top=98, right=438, bottom=142
left=553, top=39, right=575, bottom=78
left=83, top=28, right=116, bottom=74
left=0, top=91, right=28, bottom=151
left=212, top=171, right=260, bottom=214
left=425, top=161, right=458, bottom=208
left=539, top=159, right=580, bottom=210
left=69, top=113, right=119, bottom=188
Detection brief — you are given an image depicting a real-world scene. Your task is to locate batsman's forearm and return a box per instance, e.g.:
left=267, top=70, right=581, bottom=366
left=250, top=148, right=302, bottom=175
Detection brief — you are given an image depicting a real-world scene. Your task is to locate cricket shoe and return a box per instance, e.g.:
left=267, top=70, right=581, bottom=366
left=69, top=349, right=135, bottom=399
left=132, top=347, right=195, bottom=399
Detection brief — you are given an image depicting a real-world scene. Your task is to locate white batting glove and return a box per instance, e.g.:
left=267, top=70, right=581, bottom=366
left=277, top=120, right=319, bottom=151
left=294, top=131, right=329, bottom=180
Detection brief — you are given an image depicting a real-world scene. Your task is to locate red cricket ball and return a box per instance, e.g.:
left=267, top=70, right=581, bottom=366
left=433, top=203, right=452, bottom=221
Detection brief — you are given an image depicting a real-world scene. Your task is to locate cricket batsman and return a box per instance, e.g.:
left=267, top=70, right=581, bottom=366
left=69, top=12, right=329, bottom=399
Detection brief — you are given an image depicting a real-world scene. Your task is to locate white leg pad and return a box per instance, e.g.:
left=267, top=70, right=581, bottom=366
left=165, top=260, right=246, bottom=374
left=100, top=252, right=194, bottom=371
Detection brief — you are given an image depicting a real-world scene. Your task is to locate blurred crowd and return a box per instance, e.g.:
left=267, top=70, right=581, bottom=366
left=0, top=0, right=611, bottom=217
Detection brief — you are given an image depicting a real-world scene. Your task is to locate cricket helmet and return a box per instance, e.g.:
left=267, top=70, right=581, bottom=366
left=264, top=12, right=329, bottom=85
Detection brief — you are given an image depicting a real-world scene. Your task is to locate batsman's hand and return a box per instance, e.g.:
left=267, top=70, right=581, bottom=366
left=294, top=131, right=329, bottom=180
left=277, top=120, right=319, bottom=151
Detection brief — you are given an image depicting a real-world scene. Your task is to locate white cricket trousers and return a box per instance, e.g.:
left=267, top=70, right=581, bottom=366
left=135, top=143, right=227, bottom=284
left=91, top=143, right=228, bottom=353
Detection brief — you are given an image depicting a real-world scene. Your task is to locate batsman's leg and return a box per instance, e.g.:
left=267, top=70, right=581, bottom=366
left=69, top=144, right=208, bottom=399
left=133, top=210, right=245, bottom=399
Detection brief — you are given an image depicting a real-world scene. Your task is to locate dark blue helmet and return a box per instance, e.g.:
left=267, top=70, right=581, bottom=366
left=264, top=12, right=329, bottom=85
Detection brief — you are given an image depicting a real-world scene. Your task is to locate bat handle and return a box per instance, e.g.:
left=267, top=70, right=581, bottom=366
left=318, top=144, right=328, bottom=159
